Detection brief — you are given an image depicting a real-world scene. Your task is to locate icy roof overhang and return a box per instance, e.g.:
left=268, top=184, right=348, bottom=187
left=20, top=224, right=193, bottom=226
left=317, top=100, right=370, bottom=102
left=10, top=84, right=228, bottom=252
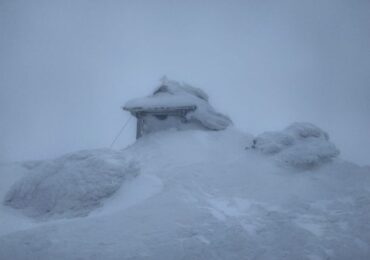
left=123, top=94, right=198, bottom=114
left=123, top=104, right=197, bottom=116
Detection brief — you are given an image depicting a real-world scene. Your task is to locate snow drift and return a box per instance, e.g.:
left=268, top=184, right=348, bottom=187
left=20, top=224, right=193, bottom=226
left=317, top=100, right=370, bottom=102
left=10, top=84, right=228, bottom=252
left=4, top=149, right=139, bottom=219
left=251, top=122, right=340, bottom=169
left=0, top=126, right=369, bottom=260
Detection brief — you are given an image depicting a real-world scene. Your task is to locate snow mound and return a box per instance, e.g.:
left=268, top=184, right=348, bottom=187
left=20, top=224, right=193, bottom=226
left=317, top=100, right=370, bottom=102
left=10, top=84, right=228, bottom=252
left=124, top=78, right=232, bottom=131
left=252, top=122, right=340, bottom=169
left=4, top=149, right=139, bottom=219
left=0, top=129, right=370, bottom=260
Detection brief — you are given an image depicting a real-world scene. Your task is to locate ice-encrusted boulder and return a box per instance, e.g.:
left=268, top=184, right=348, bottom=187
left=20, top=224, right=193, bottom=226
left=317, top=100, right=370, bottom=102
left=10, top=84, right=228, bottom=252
left=4, top=149, right=139, bottom=219
left=252, top=122, right=340, bottom=169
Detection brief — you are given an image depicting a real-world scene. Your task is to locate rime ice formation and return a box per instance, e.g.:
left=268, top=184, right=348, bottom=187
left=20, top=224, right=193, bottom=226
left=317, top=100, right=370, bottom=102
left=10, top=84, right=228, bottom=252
left=4, top=149, right=139, bottom=219
left=251, top=122, right=340, bottom=169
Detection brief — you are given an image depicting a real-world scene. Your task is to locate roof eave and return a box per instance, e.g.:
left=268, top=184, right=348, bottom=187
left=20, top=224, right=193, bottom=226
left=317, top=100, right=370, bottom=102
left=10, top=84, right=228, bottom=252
left=123, top=105, right=197, bottom=116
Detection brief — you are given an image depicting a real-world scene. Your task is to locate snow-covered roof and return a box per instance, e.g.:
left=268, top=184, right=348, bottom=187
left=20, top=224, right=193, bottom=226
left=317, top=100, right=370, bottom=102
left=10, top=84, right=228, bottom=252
left=124, top=95, right=198, bottom=112
left=123, top=78, right=232, bottom=130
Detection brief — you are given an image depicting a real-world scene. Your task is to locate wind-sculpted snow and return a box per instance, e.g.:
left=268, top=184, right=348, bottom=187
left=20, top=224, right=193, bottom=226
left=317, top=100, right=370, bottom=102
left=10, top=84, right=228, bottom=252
left=252, top=122, right=340, bottom=169
left=4, top=149, right=139, bottom=219
left=0, top=128, right=369, bottom=260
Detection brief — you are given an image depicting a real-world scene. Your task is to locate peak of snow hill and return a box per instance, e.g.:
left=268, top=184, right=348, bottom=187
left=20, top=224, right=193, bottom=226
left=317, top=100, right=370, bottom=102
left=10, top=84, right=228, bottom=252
left=0, top=122, right=369, bottom=258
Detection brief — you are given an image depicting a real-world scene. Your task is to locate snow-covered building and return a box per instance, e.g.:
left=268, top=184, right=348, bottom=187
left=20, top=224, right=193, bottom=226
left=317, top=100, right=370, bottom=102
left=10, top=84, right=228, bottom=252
left=123, top=78, right=232, bottom=138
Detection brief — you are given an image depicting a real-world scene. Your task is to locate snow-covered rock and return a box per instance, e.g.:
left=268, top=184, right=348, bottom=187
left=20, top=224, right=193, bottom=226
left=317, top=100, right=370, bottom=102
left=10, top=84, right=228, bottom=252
left=252, top=122, right=340, bottom=169
left=4, top=149, right=139, bottom=219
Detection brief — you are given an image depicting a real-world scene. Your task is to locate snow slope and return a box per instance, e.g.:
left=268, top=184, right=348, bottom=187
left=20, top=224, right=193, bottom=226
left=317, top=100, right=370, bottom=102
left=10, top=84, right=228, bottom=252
left=1, top=127, right=370, bottom=260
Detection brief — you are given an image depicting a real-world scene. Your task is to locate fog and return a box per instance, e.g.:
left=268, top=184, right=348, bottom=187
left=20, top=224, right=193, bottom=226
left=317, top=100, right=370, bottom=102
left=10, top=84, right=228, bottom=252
left=1, top=0, right=369, bottom=165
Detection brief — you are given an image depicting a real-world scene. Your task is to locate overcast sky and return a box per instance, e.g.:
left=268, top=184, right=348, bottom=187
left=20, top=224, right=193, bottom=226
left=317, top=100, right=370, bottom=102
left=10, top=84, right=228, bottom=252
left=1, top=0, right=369, bottom=165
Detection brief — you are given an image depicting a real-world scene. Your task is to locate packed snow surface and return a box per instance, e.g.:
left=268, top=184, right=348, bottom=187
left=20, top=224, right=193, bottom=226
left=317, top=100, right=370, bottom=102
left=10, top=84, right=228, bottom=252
left=1, top=126, right=370, bottom=260
left=124, top=78, right=232, bottom=130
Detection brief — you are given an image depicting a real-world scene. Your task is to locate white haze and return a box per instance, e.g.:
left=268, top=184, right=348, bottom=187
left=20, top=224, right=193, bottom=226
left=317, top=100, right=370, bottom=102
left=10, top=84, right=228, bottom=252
left=0, top=0, right=369, bottom=165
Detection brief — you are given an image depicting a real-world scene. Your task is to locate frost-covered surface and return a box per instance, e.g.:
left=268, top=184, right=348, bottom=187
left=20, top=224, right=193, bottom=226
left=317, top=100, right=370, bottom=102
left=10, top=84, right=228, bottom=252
left=124, top=78, right=232, bottom=130
left=1, top=128, right=370, bottom=260
left=4, top=149, right=139, bottom=219
left=252, top=122, right=340, bottom=169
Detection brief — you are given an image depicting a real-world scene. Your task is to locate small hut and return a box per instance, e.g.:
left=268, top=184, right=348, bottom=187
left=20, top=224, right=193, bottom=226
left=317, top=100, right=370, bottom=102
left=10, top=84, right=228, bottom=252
left=123, top=78, right=232, bottom=139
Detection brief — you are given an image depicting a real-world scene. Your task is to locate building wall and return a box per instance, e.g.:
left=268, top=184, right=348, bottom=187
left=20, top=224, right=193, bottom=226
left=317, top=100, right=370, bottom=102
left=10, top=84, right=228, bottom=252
left=138, top=114, right=204, bottom=137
